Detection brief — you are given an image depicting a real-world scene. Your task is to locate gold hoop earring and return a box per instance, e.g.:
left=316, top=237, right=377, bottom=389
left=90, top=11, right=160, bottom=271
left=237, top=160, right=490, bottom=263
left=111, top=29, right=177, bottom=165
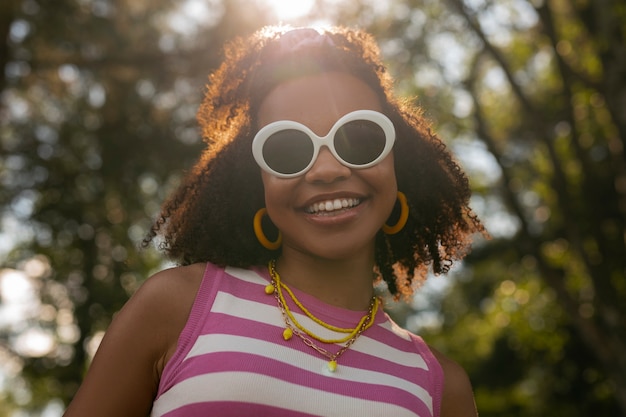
left=253, top=208, right=282, bottom=250
left=382, top=192, right=409, bottom=235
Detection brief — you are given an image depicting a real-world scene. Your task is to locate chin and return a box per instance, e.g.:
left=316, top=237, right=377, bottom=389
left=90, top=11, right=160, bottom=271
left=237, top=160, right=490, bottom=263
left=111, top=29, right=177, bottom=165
left=304, top=242, right=375, bottom=262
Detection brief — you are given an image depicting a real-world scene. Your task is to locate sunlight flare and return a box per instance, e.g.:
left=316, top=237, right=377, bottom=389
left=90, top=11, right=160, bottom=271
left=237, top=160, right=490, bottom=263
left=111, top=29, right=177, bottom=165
left=264, top=0, right=315, bottom=20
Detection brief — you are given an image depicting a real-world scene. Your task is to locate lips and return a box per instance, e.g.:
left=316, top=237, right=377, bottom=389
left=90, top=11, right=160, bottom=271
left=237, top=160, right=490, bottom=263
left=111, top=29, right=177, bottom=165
left=305, top=198, right=361, bottom=214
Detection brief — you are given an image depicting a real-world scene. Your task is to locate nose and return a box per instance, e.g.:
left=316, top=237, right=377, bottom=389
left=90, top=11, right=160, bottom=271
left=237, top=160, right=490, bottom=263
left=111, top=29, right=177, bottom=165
left=304, top=146, right=351, bottom=183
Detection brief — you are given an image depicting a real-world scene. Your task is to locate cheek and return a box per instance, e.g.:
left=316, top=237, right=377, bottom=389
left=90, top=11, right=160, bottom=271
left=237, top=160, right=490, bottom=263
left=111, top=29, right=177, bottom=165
left=376, top=158, right=399, bottom=213
left=260, top=172, right=276, bottom=206
left=377, top=155, right=397, bottom=188
left=260, top=172, right=291, bottom=209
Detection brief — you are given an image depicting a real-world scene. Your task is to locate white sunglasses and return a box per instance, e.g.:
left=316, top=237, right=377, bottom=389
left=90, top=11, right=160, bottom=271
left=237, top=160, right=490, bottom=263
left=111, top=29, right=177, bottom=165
left=252, top=110, right=396, bottom=178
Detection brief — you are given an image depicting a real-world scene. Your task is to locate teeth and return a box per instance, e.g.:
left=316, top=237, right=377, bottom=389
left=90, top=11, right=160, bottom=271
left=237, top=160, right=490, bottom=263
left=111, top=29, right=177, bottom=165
left=307, top=198, right=360, bottom=214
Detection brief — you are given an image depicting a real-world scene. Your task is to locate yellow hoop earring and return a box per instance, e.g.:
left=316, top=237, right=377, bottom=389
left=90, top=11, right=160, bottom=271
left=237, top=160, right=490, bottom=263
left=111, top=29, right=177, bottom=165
left=382, top=192, right=409, bottom=235
left=253, top=208, right=282, bottom=250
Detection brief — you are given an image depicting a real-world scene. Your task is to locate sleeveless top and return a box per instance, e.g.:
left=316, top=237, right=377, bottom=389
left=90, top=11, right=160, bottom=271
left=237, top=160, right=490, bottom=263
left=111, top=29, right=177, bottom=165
left=151, top=263, right=443, bottom=417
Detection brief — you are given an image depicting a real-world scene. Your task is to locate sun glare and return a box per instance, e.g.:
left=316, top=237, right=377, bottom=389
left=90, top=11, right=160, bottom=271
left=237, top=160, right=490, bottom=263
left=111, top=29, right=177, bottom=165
left=264, top=0, right=315, bottom=20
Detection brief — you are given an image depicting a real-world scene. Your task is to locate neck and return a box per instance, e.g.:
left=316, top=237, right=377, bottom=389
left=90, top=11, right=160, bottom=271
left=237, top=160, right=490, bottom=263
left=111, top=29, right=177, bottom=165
left=274, top=251, right=375, bottom=311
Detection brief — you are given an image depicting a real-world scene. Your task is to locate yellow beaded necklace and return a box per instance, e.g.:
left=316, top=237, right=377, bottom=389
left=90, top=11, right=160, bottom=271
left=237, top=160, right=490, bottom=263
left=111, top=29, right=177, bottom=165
left=265, top=260, right=379, bottom=372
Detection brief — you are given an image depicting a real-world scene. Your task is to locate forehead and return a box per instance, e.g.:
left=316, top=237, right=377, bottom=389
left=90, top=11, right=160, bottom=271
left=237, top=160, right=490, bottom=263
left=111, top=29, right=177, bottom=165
left=257, top=72, right=383, bottom=135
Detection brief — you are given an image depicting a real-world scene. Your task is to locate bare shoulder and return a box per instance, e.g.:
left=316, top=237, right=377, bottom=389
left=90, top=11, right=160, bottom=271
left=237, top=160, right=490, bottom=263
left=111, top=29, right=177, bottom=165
left=64, top=263, right=207, bottom=417
left=429, top=346, right=478, bottom=417
left=135, top=262, right=207, bottom=318
left=139, top=262, right=207, bottom=296
left=122, top=263, right=205, bottom=334
left=132, top=263, right=207, bottom=361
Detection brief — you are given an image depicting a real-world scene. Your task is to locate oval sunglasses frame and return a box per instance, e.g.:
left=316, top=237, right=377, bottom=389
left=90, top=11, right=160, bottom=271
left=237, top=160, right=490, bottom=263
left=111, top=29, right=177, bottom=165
left=252, top=110, right=396, bottom=178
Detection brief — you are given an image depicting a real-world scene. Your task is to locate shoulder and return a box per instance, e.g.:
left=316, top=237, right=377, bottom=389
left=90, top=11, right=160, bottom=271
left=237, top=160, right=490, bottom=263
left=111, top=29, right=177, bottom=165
left=131, top=263, right=208, bottom=354
left=103, top=261, right=210, bottom=367
left=124, top=263, right=207, bottom=330
left=134, top=262, right=207, bottom=313
left=429, top=346, right=478, bottom=417
left=64, top=263, right=208, bottom=416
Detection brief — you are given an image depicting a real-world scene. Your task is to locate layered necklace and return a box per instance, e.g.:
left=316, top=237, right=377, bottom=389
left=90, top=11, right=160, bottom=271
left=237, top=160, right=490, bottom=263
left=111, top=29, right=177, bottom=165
left=265, top=260, right=379, bottom=373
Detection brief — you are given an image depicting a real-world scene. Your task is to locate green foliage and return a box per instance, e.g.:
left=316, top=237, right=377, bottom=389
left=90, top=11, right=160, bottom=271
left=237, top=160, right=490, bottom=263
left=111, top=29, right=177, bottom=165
left=313, top=0, right=625, bottom=414
left=1, top=0, right=273, bottom=413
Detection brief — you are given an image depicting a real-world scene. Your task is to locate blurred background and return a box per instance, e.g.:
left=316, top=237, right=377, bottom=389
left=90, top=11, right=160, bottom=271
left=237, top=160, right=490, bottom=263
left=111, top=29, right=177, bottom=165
left=1, top=0, right=625, bottom=415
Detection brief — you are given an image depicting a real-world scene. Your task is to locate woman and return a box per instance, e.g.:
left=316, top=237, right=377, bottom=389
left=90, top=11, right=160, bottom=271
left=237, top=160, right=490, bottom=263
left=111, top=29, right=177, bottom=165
left=65, top=26, right=484, bottom=417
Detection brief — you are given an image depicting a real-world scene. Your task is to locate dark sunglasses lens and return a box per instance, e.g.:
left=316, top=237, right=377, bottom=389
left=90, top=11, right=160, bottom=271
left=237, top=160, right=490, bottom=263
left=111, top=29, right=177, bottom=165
left=334, top=120, right=387, bottom=165
left=262, top=129, right=314, bottom=175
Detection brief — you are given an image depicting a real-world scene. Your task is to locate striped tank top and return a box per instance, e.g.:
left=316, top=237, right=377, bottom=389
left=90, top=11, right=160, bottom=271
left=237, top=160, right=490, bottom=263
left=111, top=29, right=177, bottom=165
left=151, top=263, right=443, bottom=416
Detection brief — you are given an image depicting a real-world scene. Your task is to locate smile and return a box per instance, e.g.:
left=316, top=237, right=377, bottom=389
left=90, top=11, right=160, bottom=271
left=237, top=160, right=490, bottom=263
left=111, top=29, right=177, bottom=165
left=305, top=198, right=361, bottom=214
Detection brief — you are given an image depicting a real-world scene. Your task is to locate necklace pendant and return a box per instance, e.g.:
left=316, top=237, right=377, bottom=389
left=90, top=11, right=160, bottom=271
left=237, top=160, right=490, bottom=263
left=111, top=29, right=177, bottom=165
left=282, top=328, right=293, bottom=340
left=327, top=360, right=337, bottom=373
left=264, top=284, right=275, bottom=294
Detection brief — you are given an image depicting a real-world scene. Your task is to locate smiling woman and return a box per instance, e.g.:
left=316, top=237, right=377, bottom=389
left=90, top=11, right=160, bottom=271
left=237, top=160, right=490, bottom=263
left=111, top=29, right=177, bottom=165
left=264, top=0, right=315, bottom=19
left=65, top=26, right=484, bottom=417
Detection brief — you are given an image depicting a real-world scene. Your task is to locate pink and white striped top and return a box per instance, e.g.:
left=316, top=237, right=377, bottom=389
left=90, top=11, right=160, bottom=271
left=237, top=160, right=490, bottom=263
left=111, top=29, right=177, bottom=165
left=151, top=263, right=443, bottom=417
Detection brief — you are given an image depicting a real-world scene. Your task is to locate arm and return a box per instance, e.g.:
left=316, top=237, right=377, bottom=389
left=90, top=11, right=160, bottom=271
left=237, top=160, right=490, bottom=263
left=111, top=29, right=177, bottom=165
left=64, top=264, right=205, bottom=417
left=431, top=347, right=479, bottom=417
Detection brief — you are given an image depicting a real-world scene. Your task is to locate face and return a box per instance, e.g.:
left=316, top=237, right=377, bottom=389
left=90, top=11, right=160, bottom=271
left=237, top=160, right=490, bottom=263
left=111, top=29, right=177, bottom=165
left=257, top=72, right=398, bottom=261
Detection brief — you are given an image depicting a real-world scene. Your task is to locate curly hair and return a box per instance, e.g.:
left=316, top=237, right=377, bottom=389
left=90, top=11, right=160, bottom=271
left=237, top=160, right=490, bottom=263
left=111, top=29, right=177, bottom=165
left=143, top=25, right=485, bottom=297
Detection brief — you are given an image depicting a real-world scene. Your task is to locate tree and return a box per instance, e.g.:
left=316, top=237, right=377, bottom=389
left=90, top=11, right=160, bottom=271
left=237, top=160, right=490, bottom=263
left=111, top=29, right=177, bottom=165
left=313, top=0, right=625, bottom=414
left=1, top=0, right=272, bottom=413
left=448, top=0, right=626, bottom=414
